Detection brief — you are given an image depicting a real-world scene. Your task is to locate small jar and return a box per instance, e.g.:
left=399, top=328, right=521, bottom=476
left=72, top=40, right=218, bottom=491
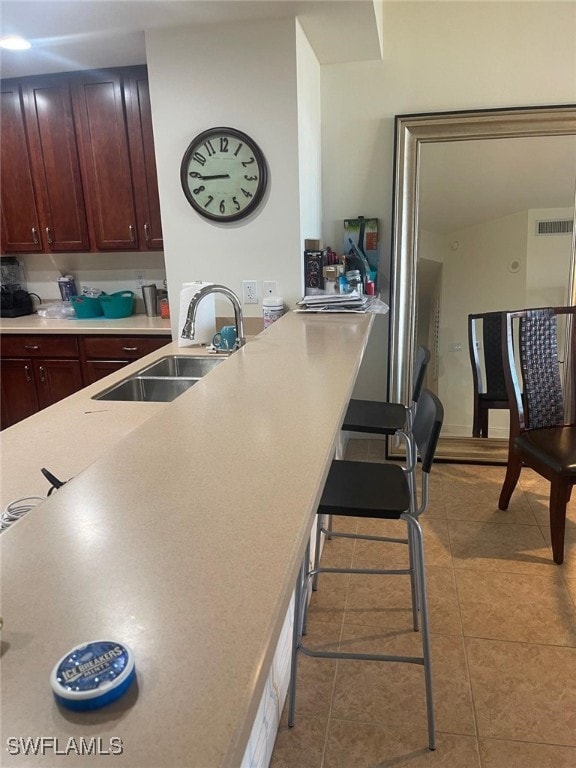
left=338, top=275, right=349, bottom=294
left=346, top=269, right=363, bottom=294
left=323, top=266, right=340, bottom=293
left=263, top=296, right=284, bottom=329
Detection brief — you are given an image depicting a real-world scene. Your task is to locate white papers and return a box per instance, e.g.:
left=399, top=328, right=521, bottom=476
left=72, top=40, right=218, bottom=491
left=295, top=292, right=389, bottom=314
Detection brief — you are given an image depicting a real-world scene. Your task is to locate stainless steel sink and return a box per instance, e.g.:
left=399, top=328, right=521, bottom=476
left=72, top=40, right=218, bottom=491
left=136, top=355, right=225, bottom=378
left=94, top=376, right=198, bottom=402
left=92, top=355, right=226, bottom=402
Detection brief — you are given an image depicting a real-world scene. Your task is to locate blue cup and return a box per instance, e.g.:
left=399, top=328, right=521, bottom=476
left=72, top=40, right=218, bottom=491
left=212, top=325, right=237, bottom=350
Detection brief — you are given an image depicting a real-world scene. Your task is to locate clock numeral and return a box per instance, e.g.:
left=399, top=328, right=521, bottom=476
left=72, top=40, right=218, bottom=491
left=232, top=196, right=240, bottom=211
left=241, top=156, right=255, bottom=167
left=234, top=142, right=243, bottom=157
left=219, top=200, right=226, bottom=214
left=193, top=151, right=206, bottom=166
left=244, top=175, right=258, bottom=181
left=204, top=140, right=215, bottom=156
left=204, top=195, right=214, bottom=208
left=192, top=185, right=205, bottom=195
left=219, top=137, right=229, bottom=153
left=241, top=188, right=253, bottom=199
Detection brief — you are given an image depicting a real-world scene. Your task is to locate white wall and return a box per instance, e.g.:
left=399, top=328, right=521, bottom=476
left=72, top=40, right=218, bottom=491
left=145, top=18, right=321, bottom=337
left=437, top=212, right=529, bottom=436
left=526, top=207, right=575, bottom=307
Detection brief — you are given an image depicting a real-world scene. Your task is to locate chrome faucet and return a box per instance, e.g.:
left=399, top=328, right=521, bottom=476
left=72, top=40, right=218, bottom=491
left=181, top=284, right=246, bottom=350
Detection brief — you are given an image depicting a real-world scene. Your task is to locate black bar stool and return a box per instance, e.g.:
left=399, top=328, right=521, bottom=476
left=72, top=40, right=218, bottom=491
left=288, top=388, right=444, bottom=751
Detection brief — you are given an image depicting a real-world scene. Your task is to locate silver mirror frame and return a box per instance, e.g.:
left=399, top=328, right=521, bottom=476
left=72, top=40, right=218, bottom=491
left=389, top=105, right=576, bottom=418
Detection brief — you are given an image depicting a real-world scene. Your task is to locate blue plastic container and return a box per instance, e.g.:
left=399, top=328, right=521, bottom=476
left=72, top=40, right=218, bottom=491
left=50, top=640, right=136, bottom=711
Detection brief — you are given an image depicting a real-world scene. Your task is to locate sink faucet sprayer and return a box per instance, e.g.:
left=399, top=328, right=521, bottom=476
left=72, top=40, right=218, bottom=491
left=181, top=284, right=246, bottom=350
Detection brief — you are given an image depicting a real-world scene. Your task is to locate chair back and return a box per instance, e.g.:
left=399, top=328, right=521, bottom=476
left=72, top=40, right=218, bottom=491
left=468, top=312, right=508, bottom=400
left=411, top=345, right=431, bottom=404
left=411, top=389, right=444, bottom=473
left=503, top=306, right=576, bottom=433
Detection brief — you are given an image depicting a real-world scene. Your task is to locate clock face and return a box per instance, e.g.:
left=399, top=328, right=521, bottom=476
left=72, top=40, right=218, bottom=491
left=180, top=127, right=268, bottom=223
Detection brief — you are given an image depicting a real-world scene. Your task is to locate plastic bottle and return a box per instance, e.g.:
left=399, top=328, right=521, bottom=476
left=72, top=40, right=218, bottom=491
left=263, top=296, right=284, bottom=328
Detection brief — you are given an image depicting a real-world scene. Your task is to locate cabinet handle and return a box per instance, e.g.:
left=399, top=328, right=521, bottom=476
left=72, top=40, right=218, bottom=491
left=144, top=223, right=150, bottom=242
left=122, top=346, right=138, bottom=352
left=45, top=226, right=54, bottom=244
left=32, top=227, right=39, bottom=244
left=129, top=225, right=135, bottom=243
left=38, top=366, right=46, bottom=383
left=24, top=365, right=32, bottom=383
left=24, top=344, right=40, bottom=351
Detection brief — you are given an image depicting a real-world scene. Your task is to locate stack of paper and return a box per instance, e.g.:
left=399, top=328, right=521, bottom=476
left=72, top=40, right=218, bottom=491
left=295, top=292, right=374, bottom=313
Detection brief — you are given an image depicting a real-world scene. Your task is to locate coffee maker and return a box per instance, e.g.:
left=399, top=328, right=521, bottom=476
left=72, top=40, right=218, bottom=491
left=0, top=257, right=35, bottom=317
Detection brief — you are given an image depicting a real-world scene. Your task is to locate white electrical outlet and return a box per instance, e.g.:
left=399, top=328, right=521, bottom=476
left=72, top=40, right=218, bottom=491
left=263, top=281, right=278, bottom=297
left=134, top=270, right=148, bottom=289
left=242, top=280, right=258, bottom=304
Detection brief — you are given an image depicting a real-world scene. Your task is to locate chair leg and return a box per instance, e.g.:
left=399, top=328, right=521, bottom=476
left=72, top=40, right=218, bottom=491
left=480, top=407, right=489, bottom=438
left=498, top=450, right=522, bottom=510
left=472, top=397, right=481, bottom=438
left=549, top=479, right=569, bottom=565
left=405, top=515, right=436, bottom=750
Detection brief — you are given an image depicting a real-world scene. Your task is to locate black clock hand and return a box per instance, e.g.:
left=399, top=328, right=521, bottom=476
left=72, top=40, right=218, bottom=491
left=189, top=172, right=231, bottom=180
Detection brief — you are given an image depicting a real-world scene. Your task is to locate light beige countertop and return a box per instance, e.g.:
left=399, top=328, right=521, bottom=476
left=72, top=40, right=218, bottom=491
left=0, top=313, right=172, bottom=335
left=0, top=311, right=373, bottom=767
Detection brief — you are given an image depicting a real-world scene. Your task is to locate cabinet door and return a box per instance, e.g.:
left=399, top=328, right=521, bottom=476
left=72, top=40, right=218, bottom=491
left=33, top=358, right=84, bottom=410
left=22, top=76, right=90, bottom=252
left=0, top=358, right=39, bottom=429
left=84, top=359, right=130, bottom=385
left=125, top=68, right=163, bottom=250
left=72, top=71, right=138, bottom=250
left=0, top=83, right=42, bottom=253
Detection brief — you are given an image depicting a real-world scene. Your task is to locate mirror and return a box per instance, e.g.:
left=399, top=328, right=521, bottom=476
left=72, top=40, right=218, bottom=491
left=389, top=106, right=576, bottom=462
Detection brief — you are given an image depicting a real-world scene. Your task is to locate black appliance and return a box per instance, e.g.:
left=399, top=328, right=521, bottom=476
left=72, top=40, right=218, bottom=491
left=0, top=286, right=35, bottom=317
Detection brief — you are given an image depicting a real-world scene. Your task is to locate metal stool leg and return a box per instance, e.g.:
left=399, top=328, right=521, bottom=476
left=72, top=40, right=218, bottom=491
left=288, top=556, right=306, bottom=727
left=405, top=514, right=436, bottom=750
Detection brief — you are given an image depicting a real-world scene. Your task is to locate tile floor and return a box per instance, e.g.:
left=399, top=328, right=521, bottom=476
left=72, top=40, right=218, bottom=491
left=270, top=439, right=576, bottom=768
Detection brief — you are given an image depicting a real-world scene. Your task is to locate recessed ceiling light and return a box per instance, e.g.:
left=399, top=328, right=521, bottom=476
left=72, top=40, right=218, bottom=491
left=0, top=35, right=32, bottom=51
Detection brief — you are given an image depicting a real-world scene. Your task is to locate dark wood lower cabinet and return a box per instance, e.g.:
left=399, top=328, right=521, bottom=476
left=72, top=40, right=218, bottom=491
left=0, top=357, right=83, bottom=429
left=0, top=333, right=168, bottom=429
left=80, top=335, right=167, bottom=384
left=0, top=358, right=39, bottom=428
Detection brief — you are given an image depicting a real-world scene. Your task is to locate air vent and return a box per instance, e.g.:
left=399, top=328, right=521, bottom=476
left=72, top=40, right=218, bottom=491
left=536, top=219, right=574, bottom=236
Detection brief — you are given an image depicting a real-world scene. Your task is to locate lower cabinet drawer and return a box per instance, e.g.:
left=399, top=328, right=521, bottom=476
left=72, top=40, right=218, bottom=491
left=80, top=335, right=168, bottom=359
left=0, top=334, right=79, bottom=358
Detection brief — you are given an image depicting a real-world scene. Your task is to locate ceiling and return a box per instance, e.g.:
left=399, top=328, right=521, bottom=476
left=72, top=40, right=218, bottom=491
left=419, top=134, right=576, bottom=234
left=0, top=0, right=383, bottom=78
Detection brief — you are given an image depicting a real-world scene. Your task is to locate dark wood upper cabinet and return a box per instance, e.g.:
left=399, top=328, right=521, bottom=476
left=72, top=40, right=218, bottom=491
left=0, top=83, right=43, bottom=253
left=21, top=76, right=90, bottom=252
left=71, top=70, right=140, bottom=250
left=1, top=67, right=163, bottom=255
left=125, top=68, right=163, bottom=250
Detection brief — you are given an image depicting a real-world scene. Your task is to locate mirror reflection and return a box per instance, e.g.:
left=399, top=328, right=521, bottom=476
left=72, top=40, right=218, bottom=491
left=417, top=135, right=576, bottom=449
left=389, top=107, right=576, bottom=463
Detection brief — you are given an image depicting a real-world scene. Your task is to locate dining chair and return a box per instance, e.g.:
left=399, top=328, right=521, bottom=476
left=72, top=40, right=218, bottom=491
left=288, top=388, right=444, bottom=751
left=468, top=311, right=510, bottom=438
left=498, top=306, right=576, bottom=564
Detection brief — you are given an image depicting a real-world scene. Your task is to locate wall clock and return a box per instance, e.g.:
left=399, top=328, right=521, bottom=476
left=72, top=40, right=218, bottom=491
left=180, top=127, right=268, bottom=223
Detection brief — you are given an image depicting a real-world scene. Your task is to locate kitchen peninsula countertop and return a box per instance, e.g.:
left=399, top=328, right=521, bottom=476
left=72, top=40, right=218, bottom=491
left=0, top=310, right=373, bottom=768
